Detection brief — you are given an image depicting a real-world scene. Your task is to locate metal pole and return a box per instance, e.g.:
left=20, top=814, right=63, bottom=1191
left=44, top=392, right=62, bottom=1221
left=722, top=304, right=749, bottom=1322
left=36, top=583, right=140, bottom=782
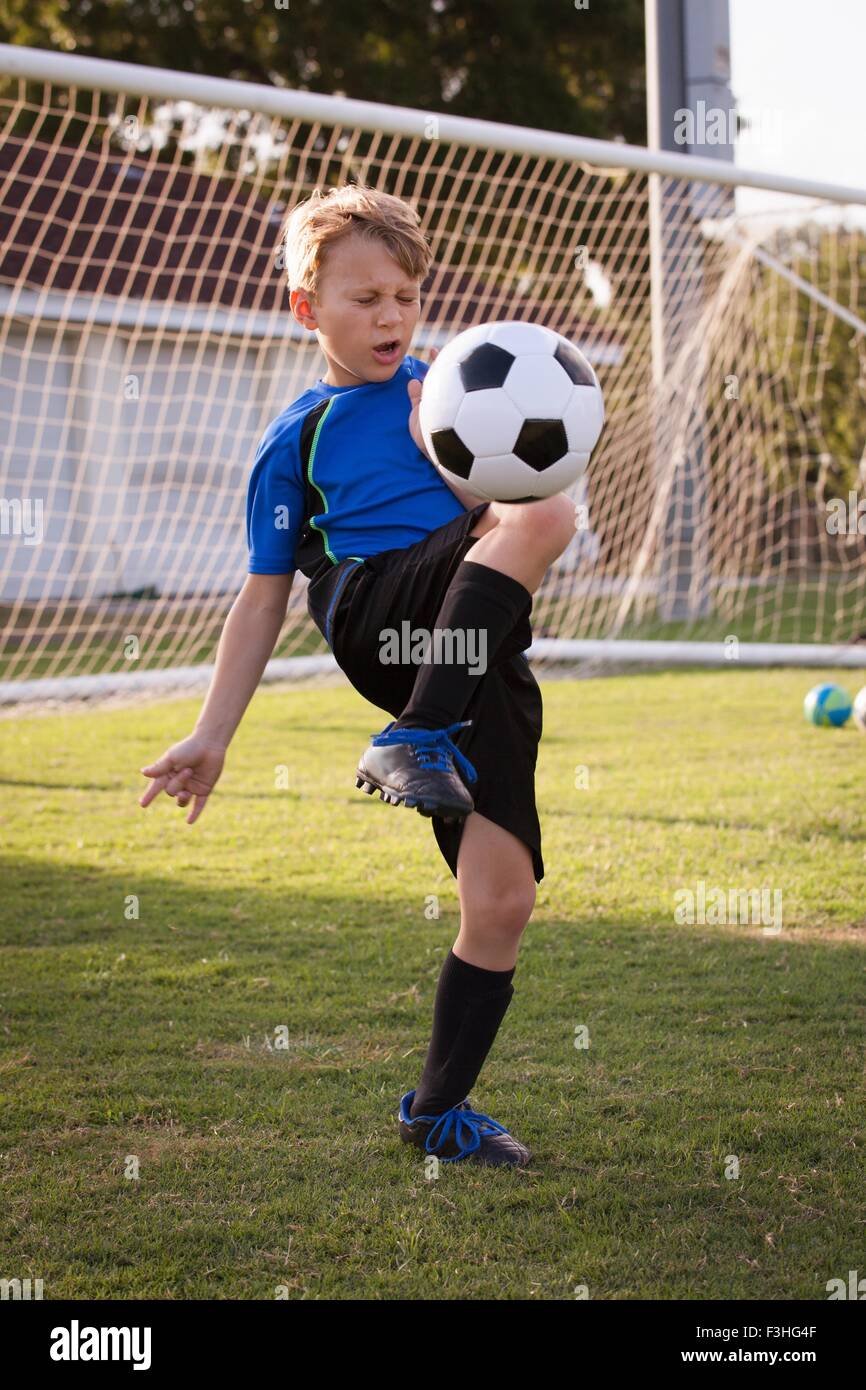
left=646, top=0, right=734, bottom=621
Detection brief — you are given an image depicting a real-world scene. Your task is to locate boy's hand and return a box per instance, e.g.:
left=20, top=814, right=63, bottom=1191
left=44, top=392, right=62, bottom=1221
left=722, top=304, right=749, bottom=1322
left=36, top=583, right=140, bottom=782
left=407, top=347, right=439, bottom=460
left=138, top=733, right=226, bottom=825
left=408, top=346, right=487, bottom=512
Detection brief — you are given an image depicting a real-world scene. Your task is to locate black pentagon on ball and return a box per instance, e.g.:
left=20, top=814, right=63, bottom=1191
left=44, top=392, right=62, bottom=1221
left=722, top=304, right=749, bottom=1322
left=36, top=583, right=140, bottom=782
left=430, top=427, right=474, bottom=479
left=554, top=341, right=596, bottom=387
left=514, top=418, right=568, bottom=470
left=458, top=342, right=515, bottom=391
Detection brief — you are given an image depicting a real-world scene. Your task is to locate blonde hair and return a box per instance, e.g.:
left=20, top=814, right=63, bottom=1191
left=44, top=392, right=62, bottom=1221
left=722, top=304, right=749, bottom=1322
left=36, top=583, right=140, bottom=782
left=281, top=182, right=434, bottom=303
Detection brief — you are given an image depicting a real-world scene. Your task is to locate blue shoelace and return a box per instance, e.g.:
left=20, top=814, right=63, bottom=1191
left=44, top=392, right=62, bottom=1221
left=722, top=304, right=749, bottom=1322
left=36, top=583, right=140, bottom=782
left=371, top=720, right=478, bottom=785
left=415, top=1099, right=511, bottom=1162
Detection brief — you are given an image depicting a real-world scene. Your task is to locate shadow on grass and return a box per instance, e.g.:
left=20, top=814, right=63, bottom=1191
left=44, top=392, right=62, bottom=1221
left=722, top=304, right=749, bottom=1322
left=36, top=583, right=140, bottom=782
left=2, top=848, right=863, bottom=989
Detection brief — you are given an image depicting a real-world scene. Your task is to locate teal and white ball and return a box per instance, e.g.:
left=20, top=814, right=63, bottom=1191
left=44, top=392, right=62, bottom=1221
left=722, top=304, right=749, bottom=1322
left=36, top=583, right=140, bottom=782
left=804, top=683, right=852, bottom=727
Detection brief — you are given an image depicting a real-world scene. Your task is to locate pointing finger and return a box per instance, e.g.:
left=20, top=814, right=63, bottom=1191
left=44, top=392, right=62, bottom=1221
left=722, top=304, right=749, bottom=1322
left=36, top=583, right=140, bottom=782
left=139, top=775, right=168, bottom=808
left=186, top=793, right=209, bottom=826
left=140, top=758, right=168, bottom=776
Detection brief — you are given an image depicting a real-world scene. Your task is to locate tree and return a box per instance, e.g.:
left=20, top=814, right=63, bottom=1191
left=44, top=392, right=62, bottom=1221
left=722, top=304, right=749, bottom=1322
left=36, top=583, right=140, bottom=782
left=0, top=0, right=647, bottom=145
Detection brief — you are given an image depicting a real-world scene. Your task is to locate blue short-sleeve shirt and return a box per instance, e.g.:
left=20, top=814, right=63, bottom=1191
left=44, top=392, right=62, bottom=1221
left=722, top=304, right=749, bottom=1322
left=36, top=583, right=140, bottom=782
left=245, top=355, right=468, bottom=583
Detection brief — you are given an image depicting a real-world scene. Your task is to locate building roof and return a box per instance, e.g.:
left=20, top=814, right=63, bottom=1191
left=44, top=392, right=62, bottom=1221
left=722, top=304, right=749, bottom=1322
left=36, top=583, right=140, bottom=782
left=0, top=137, right=622, bottom=359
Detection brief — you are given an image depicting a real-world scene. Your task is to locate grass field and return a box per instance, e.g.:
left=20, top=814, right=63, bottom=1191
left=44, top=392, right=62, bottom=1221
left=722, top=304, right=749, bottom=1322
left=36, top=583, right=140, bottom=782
left=1, top=667, right=864, bottom=1300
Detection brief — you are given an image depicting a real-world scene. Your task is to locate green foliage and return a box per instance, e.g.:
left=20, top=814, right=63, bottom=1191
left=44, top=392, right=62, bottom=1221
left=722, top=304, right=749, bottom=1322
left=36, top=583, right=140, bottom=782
left=737, top=226, right=866, bottom=495
left=0, top=0, right=647, bottom=143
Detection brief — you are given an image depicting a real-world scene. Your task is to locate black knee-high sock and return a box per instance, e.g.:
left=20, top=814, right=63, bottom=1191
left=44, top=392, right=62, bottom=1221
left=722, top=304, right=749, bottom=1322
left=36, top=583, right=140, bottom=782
left=410, top=949, right=516, bottom=1118
left=393, top=560, right=531, bottom=732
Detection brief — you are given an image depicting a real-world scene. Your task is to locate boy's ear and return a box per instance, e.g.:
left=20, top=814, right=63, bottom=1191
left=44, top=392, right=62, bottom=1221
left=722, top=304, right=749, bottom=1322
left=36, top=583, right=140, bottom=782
left=290, top=287, right=319, bottom=331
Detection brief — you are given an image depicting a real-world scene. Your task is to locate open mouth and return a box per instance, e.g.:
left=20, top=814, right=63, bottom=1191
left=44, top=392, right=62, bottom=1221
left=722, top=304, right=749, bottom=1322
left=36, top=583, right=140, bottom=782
left=372, top=340, right=401, bottom=361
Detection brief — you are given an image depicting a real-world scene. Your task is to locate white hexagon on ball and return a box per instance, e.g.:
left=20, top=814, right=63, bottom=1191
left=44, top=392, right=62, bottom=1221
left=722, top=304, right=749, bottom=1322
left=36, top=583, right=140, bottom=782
left=531, top=451, right=588, bottom=496
left=466, top=454, right=538, bottom=501
left=418, top=358, right=464, bottom=436
left=503, top=354, right=574, bottom=419
left=454, top=388, right=523, bottom=457
left=563, top=386, right=604, bottom=454
left=486, top=319, right=558, bottom=356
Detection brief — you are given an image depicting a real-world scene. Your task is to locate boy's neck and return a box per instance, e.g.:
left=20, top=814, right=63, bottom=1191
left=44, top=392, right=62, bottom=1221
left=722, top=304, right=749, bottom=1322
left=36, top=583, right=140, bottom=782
left=322, top=367, right=398, bottom=389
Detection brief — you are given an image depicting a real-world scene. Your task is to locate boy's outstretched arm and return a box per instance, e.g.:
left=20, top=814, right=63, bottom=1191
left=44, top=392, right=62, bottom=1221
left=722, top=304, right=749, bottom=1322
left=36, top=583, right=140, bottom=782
left=138, top=571, right=294, bottom=824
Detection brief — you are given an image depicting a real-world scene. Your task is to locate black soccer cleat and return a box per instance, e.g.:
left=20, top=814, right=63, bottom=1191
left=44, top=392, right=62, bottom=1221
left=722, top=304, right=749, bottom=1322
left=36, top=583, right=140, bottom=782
left=355, top=720, right=477, bottom=822
left=398, top=1089, right=531, bottom=1167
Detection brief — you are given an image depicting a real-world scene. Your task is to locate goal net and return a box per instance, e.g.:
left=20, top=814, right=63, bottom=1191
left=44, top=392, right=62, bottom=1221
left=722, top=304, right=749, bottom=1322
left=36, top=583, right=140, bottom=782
left=2, top=47, right=866, bottom=704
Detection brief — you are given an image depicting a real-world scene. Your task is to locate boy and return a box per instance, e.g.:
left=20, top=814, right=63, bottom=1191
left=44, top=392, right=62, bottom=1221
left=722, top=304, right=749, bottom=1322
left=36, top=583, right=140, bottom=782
left=139, top=184, right=576, bottom=1167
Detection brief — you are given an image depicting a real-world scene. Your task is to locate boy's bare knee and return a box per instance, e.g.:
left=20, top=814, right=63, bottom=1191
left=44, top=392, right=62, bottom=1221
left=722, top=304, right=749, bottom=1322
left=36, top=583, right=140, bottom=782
left=503, top=493, right=576, bottom=552
left=461, top=882, right=536, bottom=934
left=539, top=493, right=579, bottom=550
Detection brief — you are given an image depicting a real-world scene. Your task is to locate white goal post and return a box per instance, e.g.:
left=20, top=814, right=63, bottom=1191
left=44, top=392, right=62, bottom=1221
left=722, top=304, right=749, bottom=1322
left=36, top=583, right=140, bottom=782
left=2, top=44, right=866, bottom=706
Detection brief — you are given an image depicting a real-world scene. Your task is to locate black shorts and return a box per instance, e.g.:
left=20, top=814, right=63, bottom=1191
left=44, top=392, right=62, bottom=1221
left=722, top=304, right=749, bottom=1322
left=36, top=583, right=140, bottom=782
left=306, top=502, right=544, bottom=883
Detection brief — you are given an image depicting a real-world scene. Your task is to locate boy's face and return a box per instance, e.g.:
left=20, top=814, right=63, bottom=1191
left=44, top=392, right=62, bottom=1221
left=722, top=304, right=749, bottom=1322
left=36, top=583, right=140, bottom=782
left=291, top=233, right=422, bottom=388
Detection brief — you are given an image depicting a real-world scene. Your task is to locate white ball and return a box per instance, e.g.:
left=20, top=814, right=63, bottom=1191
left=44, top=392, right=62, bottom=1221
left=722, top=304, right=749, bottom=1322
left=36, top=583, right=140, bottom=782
left=853, top=686, right=866, bottom=732
left=418, top=319, right=605, bottom=502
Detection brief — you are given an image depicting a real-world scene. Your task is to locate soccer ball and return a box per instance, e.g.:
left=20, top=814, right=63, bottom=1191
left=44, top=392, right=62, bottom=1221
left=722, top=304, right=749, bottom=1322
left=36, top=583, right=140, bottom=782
left=418, top=320, right=605, bottom=502
left=852, top=686, right=866, bottom=732
left=803, top=682, right=852, bottom=727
